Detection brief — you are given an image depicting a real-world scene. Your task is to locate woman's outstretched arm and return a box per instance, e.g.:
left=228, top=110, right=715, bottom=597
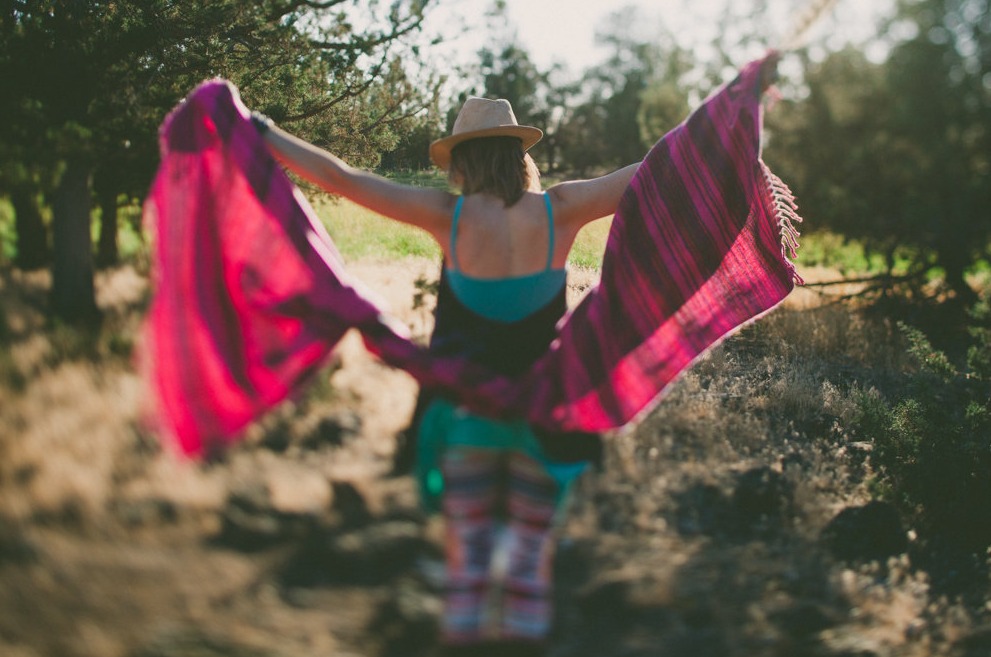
left=548, top=52, right=780, bottom=232
left=547, top=162, right=641, bottom=230
left=259, top=123, right=455, bottom=237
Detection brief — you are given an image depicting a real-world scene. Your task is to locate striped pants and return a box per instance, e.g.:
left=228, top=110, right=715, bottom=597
left=440, top=448, right=562, bottom=644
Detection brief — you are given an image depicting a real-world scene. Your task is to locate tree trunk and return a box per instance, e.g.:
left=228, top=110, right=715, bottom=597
left=938, top=247, right=978, bottom=307
left=51, top=157, right=99, bottom=324
left=11, top=187, right=50, bottom=270
left=96, top=184, right=119, bottom=268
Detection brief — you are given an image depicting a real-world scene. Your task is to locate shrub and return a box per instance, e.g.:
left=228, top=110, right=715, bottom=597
left=857, top=298, right=991, bottom=552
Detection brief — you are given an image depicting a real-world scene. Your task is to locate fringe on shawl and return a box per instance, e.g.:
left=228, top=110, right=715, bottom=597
left=760, top=160, right=805, bottom=286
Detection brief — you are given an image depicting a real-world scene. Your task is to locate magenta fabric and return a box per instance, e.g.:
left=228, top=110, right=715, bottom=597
left=141, top=54, right=802, bottom=458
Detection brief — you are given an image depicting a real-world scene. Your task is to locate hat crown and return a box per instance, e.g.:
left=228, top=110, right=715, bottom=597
left=452, top=97, right=520, bottom=135
left=429, top=97, right=542, bottom=169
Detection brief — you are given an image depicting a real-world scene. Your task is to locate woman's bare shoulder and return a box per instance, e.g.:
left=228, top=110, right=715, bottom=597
left=547, top=162, right=640, bottom=228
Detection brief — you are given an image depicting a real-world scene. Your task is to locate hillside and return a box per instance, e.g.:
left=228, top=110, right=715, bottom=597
left=0, top=260, right=987, bottom=657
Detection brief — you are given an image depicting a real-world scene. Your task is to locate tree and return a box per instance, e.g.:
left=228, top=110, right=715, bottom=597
left=6, top=172, right=49, bottom=271
left=479, top=43, right=543, bottom=119
left=0, top=0, right=439, bottom=323
left=476, top=41, right=569, bottom=172
left=764, top=48, right=905, bottom=272
left=446, top=1, right=564, bottom=173
left=555, top=7, right=693, bottom=174
left=763, top=0, right=991, bottom=302
left=883, top=0, right=990, bottom=302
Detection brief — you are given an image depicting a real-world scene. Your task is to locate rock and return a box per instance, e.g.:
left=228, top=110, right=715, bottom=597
left=279, top=520, right=433, bottom=588
left=367, top=580, right=440, bottom=657
left=821, top=501, right=908, bottom=562
left=731, top=466, right=793, bottom=524
left=954, top=625, right=991, bottom=657
left=214, top=480, right=320, bottom=552
left=332, top=480, right=373, bottom=527
left=673, top=483, right=730, bottom=536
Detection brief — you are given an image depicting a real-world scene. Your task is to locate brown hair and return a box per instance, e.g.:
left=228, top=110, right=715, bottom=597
left=448, top=136, right=539, bottom=206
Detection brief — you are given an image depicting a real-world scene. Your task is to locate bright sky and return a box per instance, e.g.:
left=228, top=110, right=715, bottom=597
left=424, top=0, right=896, bottom=76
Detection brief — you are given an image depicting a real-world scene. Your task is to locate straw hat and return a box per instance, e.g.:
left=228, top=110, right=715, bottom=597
left=429, top=97, right=543, bottom=170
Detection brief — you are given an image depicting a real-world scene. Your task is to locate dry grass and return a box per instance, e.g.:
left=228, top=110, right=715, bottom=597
left=0, top=261, right=987, bottom=657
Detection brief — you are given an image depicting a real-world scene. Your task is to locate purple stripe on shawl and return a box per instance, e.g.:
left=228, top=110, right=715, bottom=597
left=140, top=55, right=801, bottom=457
left=516, top=58, right=799, bottom=432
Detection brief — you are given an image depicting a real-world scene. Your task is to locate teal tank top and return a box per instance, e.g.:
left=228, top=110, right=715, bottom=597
left=446, top=192, right=567, bottom=323
left=415, top=192, right=587, bottom=514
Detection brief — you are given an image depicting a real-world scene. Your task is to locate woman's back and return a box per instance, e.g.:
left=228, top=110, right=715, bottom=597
left=445, top=190, right=566, bottom=324
left=444, top=190, right=571, bottom=277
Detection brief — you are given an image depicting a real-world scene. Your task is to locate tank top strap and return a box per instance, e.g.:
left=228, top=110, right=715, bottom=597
left=450, top=193, right=555, bottom=272
left=449, top=195, right=465, bottom=271
left=543, top=192, right=555, bottom=270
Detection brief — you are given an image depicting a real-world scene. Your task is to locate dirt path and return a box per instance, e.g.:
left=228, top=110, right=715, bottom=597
left=0, top=260, right=981, bottom=657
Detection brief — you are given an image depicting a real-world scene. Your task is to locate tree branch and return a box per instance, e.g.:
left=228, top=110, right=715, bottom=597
left=281, top=77, right=377, bottom=123
left=308, top=10, right=426, bottom=52
left=801, top=270, right=927, bottom=288
left=360, top=92, right=414, bottom=135
left=267, top=0, right=349, bottom=21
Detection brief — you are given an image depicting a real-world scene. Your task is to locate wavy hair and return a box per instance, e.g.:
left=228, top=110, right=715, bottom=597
left=449, top=136, right=540, bottom=206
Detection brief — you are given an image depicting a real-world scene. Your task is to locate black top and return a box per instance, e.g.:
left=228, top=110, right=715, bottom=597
left=398, top=269, right=602, bottom=467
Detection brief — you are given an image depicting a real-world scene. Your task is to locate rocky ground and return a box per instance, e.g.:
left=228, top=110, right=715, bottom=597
left=0, top=259, right=987, bottom=657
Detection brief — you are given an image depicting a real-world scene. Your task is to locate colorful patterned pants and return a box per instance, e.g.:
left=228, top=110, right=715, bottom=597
left=440, top=448, right=562, bottom=644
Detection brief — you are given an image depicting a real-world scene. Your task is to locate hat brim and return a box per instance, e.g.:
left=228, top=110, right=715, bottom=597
left=429, top=125, right=543, bottom=170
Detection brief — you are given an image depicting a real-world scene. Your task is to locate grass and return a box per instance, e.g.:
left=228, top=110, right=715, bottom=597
left=93, top=202, right=146, bottom=263
left=0, top=198, right=15, bottom=264
left=1, top=210, right=990, bottom=656
left=315, top=198, right=441, bottom=261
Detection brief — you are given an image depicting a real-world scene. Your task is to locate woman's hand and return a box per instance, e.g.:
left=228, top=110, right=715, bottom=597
left=250, top=111, right=274, bottom=134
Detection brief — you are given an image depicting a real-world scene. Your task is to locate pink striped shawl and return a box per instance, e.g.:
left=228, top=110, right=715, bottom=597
left=141, top=53, right=802, bottom=458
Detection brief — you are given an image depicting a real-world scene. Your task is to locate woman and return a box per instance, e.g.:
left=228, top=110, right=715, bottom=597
left=255, top=97, right=639, bottom=655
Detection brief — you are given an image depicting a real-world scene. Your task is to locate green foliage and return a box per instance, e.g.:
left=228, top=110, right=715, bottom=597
left=0, top=198, right=14, bottom=263
left=554, top=8, right=694, bottom=174
left=638, top=82, right=690, bottom=145
left=1, top=1, right=441, bottom=200
left=857, top=305, right=991, bottom=551
left=794, top=231, right=908, bottom=276
left=310, top=169, right=448, bottom=260
left=764, top=0, right=991, bottom=302
left=0, top=1, right=441, bottom=321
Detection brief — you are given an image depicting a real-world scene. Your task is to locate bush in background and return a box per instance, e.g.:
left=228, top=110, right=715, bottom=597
left=858, top=297, right=991, bottom=554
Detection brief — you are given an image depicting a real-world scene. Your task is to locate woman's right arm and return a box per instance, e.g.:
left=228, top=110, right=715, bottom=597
left=548, top=54, right=780, bottom=232
left=260, top=124, right=455, bottom=237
